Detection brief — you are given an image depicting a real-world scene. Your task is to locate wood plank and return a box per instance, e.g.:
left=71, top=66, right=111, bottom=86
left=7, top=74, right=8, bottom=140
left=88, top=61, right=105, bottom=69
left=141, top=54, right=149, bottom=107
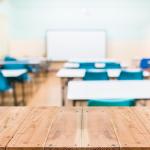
left=7, top=107, right=59, bottom=150
left=45, top=107, right=82, bottom=149
left=111, top=107, right=150, bottom=150
left=82, top=107, right=119, bottom=150
left=0, top=107, right=31, bottom=150
left=133, top=107, right=150, bottom=133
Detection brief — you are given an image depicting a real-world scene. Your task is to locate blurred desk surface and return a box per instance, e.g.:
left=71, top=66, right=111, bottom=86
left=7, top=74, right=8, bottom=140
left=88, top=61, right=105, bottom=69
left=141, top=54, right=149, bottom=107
left=64, top=62, right=106, bottom=69
left=1, top=107, right=150, bottom=150
left=57, top=68, right=150, bottom=79
left=1, top=69, right=27, bottom=78
left=65, top=61, right=129, bottom=69
left=0, top=57, right=49, bottom=65
left=57, top=69, right=85, bottom=78
left=68, top=80, right=150, bottom=100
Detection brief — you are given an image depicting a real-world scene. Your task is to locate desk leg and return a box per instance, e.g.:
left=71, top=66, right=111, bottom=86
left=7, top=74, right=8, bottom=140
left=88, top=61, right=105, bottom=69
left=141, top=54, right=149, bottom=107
left=21, top=81, right=26, bottom=106
left=61, top=78, right=66, bottom=106
left=73, top=100, right=76, bottom=107
left=12, top=82, right=18, bottom=106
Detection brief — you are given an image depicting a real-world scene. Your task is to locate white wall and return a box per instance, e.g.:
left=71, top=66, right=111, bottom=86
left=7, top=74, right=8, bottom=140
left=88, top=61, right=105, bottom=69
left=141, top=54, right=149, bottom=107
left=0, top=0, right=10, bottom=58
left=6, top=0, right=150, bottom=62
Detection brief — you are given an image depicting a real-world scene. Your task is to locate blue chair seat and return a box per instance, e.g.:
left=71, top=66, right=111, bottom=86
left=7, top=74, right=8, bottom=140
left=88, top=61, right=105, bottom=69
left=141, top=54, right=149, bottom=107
left=88, top=99, right=135, bottom=106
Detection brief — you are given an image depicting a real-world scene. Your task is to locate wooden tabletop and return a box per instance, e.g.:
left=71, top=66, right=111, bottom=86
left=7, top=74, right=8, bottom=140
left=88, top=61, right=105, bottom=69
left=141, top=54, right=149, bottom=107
left=1, top=107, right=150, bottom=150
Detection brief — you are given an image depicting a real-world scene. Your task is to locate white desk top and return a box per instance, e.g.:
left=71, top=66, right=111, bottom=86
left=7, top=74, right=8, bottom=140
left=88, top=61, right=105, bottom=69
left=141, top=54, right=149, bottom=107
left=68, top=80, right=150, bottom=100
left=64, top=62, right=106, bottom=69
left=57, top=69, right=85, bottom=78
left=57, top=68, right=150, bottom=78
left=0, top=60, right=42, bottom=65
left=66, top=61, right=128, bottom=69
left=19, top=57, right=48, bottom=64
left=64, top=63, right=80, bottom=69
left=1, top=69, right=27, bottom=78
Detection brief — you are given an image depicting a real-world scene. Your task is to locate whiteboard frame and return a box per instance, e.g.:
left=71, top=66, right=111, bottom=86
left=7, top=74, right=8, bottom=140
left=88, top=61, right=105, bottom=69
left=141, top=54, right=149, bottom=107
left=46, top=29, right=107, bottom=61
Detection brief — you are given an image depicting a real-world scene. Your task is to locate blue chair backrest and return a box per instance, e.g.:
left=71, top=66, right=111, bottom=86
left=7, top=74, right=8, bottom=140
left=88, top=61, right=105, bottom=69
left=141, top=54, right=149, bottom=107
left=79, top=63, right=95, bottom=69
left=105, top=62, right=121, bottom=69
left=4, top=56, right=17, bottom=61
left=0, top=72, right=11, bottom=91
left=83, top=70, right=109, bottom=80
left=118, top=70, right=144, bottom=80
left=4, top=55, right=28, bottom=70
left=140, top=58, right=150, bottom=69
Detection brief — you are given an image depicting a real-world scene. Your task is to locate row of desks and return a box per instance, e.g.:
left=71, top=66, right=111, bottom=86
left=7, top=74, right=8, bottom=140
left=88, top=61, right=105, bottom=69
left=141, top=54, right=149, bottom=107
left=57, top=68, right=150, bottom=106
left=1, top=107, right=150, bottom=150
left=57, top=68, right=150, bottom=78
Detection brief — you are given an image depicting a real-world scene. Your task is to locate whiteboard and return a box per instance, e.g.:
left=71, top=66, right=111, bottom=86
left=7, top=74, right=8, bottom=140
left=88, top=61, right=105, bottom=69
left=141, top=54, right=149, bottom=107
left=46, top=29, right=106, bottom=61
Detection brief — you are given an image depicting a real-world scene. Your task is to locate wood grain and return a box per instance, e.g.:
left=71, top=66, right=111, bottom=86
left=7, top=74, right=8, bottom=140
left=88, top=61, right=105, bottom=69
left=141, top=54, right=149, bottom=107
left=110, top=107, right=150, bottom=150
left=0, top=107, right=150, bottom=150
left=0, top=107, right=31, bottom=150
left=45, top=107, right=82, bottom=149
left=82, top=107, right=120, bottom=150
left=133, top=107, right=150, bottom=134
left=7, top=107, right=59, bottom=150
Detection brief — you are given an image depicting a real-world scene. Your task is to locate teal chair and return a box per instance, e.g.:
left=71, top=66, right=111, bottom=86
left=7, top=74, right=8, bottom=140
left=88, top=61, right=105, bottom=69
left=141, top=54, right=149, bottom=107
left=118, top=70, right=144, bottom=80
left=105, top=62, right=121, bottom=69
left=3, top=56, right=31, bottom=82
left=88, top=99, right=135, bottom=106
left=4, top=56, right=17, bottom=61
left=0, top=72, right=11, bottom=92
left=83, top=70, right=109, bottom=80
left=79, top=63, right=95, bottom=69
left=0, top=71, right=12, bottom=105
left=3, top=62, right=31, bottom=82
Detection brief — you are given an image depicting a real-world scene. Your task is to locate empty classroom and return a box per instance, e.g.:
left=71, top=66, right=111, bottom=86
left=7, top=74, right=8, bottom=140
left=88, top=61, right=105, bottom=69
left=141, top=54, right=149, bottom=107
left=1, top=0, right=150, bottom=149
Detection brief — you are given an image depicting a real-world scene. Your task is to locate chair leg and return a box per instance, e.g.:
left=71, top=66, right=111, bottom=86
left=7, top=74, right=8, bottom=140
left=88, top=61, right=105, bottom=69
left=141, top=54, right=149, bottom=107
left=1, top=92, right=5, bottom=106
left=12, top=82, right=18, bottom=106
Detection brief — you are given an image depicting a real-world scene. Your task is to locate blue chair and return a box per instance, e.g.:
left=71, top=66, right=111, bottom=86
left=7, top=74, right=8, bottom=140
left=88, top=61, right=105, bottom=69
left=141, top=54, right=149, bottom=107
left=83, top=70, right=109, bottom=80
left=3, top=62, right=30, bottom=82
left=3, top=56, right=31, bottom=82
left=140, top=58, right=150, bottom=69
left=4, top=56, right=17, bottom=61
left=88, top=99, right=135, bottom=106
left=0, top=72, right=11, bottom=92
left=105, top=62, right=121, bottom=69
left=4, top=55, right=34, bottom=73
left=0, top=72, right=12, bottom=105
left=118, top=70, right=144, bottom=80
left=79, top=63, right=95, bottom=69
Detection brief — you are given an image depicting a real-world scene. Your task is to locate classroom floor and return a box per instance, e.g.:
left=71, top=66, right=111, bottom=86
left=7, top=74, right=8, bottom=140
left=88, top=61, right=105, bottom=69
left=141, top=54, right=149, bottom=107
left=27, top=72, right=62, bottom=106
